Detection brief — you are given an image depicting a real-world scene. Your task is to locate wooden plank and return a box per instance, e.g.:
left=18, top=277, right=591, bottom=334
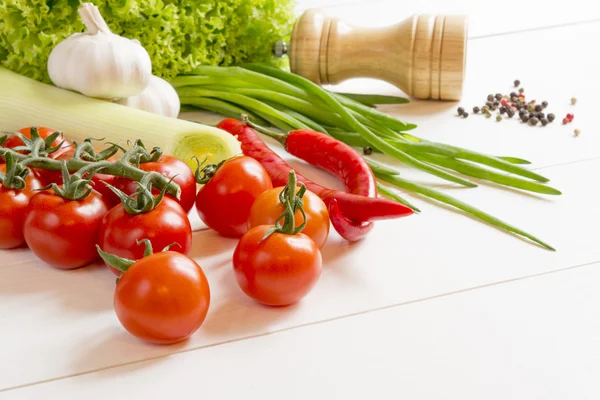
left=0, top=156, right=598, bottom=390
left=4, top=259, right=600, bottom=399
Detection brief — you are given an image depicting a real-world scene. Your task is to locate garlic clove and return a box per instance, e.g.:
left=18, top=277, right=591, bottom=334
left=47, top=2, right=152, bottom=99
left=118, top=75, right=181, bottom=118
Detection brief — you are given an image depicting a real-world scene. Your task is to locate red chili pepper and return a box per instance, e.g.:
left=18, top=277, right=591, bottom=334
left=216, top=119, right=413, bottom=241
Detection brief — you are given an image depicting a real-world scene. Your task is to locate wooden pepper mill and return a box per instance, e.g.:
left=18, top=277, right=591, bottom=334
left=275, top=9, right=468, bottom=100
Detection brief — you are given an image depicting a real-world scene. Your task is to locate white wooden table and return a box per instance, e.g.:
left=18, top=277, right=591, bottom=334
left=2, top=1, right=599, bottom=398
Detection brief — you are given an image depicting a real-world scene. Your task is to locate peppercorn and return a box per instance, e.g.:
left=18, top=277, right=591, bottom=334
left=493, top=100, right=500, bottom=106
left=473, top=106, right=480, bottom=114
left=548, top=113, right=555, bottom=122
left=514, top=79, right=520, bottom=87
left=457, top=107, right=465, bottom=115
left=500, top=99, right=508, bottom=106
left=535, top=104, right=542, bottom=112
left=496, top=115, right=502, bottom=122
left=540, top=118, right=549, bottom=126
left=566, top=113, right=574, bottom=122
left=518, top=88, right=524, bottom=93
left=562, top=117, right=569, bottom=125
left=510, top=92, right=517, bottom=98
left=486, top=101, right=493, bottom=108
left=499, top=107, right=506, bottom=114
left=574, top=129, right=581, bottom=136
left=571, top=97, right=577, bottom=105
left=511, top=97, right=519, bottom=104
left=519, top=110, right=526, bottom=117
left=487, top=94, right=494, bottom=102
left=542, top=101, right=548, bottom=108
left=495, top=93, right=502, bottom=100
left=528, top=104, right=535, bottom=112
left=485, top=112, right=492, bottom=119
left=529, top=117, right=539, bottom=126
left=507, top=110, right=515, bottom=118
left=463, top=112, right=469, bottom=118
left=482, top=105, right=489, bottom=112
left=521, top=114, right=529, bottom=123
left=363, top=146, right=373, bottom=155
left=537, top=112, right=545, bottom=119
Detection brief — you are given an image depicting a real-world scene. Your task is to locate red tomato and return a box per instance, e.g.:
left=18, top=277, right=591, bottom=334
left=3, top=127, right=72, bottom=158
left=248, top=187, right=330, bottom=249
left=0, top=166, right=43, bottom=249
left=233, top=225, right=322, bottom=306
left=114, top=251, right=210, bottom=344
left=111, top=155, right=196, bottom=213
left=23, top=190, right=109, bottom=269
left=37, top=147, right=119, bottom=207
left=98, top=197, right=192, bottom=275
left=196, top=156, right=272, bottom=237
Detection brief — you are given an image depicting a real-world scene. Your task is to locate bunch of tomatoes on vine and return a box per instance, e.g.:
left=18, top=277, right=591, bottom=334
left=0, top=126, right=328, bottom=345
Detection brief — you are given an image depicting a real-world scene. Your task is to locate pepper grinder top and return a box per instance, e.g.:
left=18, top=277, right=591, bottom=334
left=280, top=9, right=468, bottom=101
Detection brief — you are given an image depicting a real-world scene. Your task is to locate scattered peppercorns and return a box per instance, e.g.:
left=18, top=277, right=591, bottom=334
left=363, top=146, right=373, bottom=155
left=494, top=93, right=502, bottom=100
left=548, top=113, right=555, bottom=122
left=485, top=112, right=492, bottom=119
left=499, top=107, right=506, bottom=114
left=540, top=118, right=549, bottom=126
left=529, top=117, right=539, bottom=126
left=562, top=117, right=569, bottom=124
left=507, top=110, right=515, bottom=118
left=542, top=101, right=548, bottom=108
left=486, top=101, right=494, bottom=108
left=487, top=94, right=494, bottom=102
left=534, top=104, right=542, bottom=112
left=514, top=79, right=520, bottom=87
left=571, top=97, right=577, bottom=105
left=473, top=106, right=480, bottom=114
left=566, top=113, right=574, bottom=122
left=463, top=112, right=469, bottom=118
left=496, top=115, right=502, bottom=122
left=574, top=129, right=581, bottom=136
left=521, top=114, right=529, bottom=123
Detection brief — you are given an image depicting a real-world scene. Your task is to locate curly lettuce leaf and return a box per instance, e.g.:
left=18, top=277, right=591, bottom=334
left=0, top=0, right=295, bottom=83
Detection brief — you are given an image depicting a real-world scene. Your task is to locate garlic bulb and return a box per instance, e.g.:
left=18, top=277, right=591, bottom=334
left=118, top=75, right=181, bottom=118
left=47, top=2, right=152, bottom=99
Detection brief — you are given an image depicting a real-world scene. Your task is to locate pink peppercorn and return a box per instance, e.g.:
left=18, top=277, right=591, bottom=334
left=501, top=99, right=508, bottom=106
left=566, top=113, right=574, bottom=122
left=563, top=118, right=569, bottom=125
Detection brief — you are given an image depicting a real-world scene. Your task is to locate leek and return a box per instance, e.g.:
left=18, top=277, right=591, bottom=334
left=0, top=68, right=241, bottom=169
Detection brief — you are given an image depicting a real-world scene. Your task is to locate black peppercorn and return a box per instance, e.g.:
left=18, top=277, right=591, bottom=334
left=548, top=113, right=556, bottom=122
left=363, top=146, right=373, bottom=155
left=521, top=114, right=529, bottom=123
left=537, top=112, right=545, bottom=119
left=473, top=106, right=480, bottom=114
left=519, top=110, right=526, bottom=117
left=529, top=113, right=535, bottom=119
left=540, top=118, right=549, bottom=126
left=510, top=92, right=517, bottom=98
left=507, top=110, right=515, bottom=118
left=542, top=101, right=548, bottom=108
left=493, top=101, right=499, bottom=107
left=495, top=93, right=502, bottom=100
left=535, top=104, right=542, bottom=112
left=457, top=107, right=465, bottom=115
left=487, top=94, right=494, bottom=102
left=499, top=107, right=506, bottom=114
left=463, top=112, right=469, bottom=118
left=486, top=101, right=493, bottom=108
left=529, top=117, right=539, bottom=126
left=514, top=79, right=520, bottom=87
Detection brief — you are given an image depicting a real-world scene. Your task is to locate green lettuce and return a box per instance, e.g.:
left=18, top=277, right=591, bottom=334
left=0, top=0, right=295, bottom=83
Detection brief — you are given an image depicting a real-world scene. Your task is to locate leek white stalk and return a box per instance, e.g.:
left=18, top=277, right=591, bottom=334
left=118, top=75, right=181, bottom=118
left=0, top=68, right=240, bottom=168
left=47, top=3, right=152, bottom=99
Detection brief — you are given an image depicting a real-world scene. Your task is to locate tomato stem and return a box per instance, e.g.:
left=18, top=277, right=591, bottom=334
left=0, top=152, right=31, bottom=190
left=261, top=170, right=308, bottom=241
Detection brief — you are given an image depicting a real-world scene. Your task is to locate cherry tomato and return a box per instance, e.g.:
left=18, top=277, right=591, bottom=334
left=248, top=187, right=330, bottom=249
left=196, top=156, right=272, bottom=237
left=114, top=251, right=210, bottom=344
left=36, top=147, right=119, bottom=207
left=98, top=197, right=192, bottom=275
left=112, top=155, right=196, bottom=213
left=3, top=127, right=72, bottom=158
left=0, top=166, right=43, bottom=249
left=233, top=225, right=322, bottom=306
left=23, top=190, right=109, bottom=269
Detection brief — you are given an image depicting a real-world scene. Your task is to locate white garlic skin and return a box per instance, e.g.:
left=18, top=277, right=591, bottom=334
left=118, top=75, right=181, bottom=118
left=48, top=33, right=152, bottom=99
